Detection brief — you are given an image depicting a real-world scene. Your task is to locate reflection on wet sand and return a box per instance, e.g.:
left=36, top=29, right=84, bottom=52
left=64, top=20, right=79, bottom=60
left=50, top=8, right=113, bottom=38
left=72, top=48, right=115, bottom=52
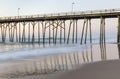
left=81, top=44, right=119, bottom=63
left=0, top=44, right=119, bottom=78
left=82, top=45, right=93, bottom=63
left=100, top=43, right=106, bottom=61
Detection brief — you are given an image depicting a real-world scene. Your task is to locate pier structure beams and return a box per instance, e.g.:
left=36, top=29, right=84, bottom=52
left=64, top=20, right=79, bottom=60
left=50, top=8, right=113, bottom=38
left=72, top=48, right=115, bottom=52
left=67, top=19, right=78, bottom=44
left=0, top=19, right=86, bottom=44
left=0, top=18, right=109, bottom=45
left=80, top=18, right=92, bottom=44
left=0, top=22, right=18, bottom=43
left=51, top=20, right=65, bottom=44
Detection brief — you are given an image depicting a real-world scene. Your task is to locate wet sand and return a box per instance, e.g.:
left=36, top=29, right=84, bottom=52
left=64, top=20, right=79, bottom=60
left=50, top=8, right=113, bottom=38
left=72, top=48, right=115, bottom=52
left=2, top=60, right=120, bottom=79
left=0, top=44, right=120, bottom=79
left=55, top=59, right=120, bottom=79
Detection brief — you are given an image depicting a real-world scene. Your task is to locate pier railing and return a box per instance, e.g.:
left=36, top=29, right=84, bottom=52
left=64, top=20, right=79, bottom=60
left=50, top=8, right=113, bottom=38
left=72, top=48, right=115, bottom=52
left=0, top=8, right=120, bottom=20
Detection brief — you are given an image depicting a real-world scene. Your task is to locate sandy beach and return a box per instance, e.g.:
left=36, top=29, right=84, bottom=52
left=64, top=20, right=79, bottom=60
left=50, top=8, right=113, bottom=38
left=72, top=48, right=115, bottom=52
left=54, top=59, right=120, bottom=79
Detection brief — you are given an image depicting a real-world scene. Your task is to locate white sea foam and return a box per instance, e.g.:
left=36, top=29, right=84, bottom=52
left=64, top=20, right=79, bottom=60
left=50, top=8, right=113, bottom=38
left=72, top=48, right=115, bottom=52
left=0, top=44, right=88, bottom=61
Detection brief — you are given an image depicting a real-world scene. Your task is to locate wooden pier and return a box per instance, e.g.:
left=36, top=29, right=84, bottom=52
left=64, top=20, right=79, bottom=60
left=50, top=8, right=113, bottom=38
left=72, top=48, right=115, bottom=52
left=0, top=9, right=120, bottom=44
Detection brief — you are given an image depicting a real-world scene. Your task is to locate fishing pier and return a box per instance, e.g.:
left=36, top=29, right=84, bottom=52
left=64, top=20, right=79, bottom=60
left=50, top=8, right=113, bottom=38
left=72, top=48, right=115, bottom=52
left=0, top=9, right=120, bottom=44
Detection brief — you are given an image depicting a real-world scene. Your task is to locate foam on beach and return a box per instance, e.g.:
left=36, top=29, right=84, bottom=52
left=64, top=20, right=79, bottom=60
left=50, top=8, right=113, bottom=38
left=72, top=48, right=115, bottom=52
left=0, top=44, right=87, bottom=61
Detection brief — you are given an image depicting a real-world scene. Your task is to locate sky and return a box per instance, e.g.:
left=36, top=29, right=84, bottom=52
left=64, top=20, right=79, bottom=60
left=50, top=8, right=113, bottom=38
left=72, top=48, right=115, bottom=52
left=0, top=0, right=120, bottom=16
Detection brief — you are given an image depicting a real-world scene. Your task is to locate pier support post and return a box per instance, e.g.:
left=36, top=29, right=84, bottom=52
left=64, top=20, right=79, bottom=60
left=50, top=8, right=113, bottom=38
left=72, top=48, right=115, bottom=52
left=55, top=21, right=59, bottom=44
left=100, top=17, right=105, bottom=44
left=67, top=20, right=72, bottom=44
left=89, top=19, right=92, bottom=44
left=1, top=23, right=7, bottom=42
left=28, top=22, right=30, bottom=43
left=9, top=23, right=16, bottom=42
left=15, top=22, right=18, bottom=42
left=75, top=20, right=78, bottom=43
left=117, top=16, right=120, bottom=43
left=31, top=22, right=36, bottom=43
left=72, top=20, right=75, bottom=43
left=9, top=23, right=18, bottom=42
left=60, top=21, right=62, bottom=44
left=81, top=19, right=87, bottom=44
left=49, top=21, right=51, bottom=44
left=84, top=19, right=88, bottom=44
left=19, top=22, right=21, bottom=43
left=41, top=21, right=47, bottom=45
left=63, top=21, right=66, bottom=43
left=52, top=21, right=55, bottom=44
left=38, top=21, right=40, bottom=43
left=22, top=22, right=27, bottom=43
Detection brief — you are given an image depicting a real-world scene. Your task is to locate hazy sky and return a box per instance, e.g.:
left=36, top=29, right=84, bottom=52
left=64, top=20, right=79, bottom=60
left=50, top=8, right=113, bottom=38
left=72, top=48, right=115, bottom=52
left=0, top=0, right=120, bottom=16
